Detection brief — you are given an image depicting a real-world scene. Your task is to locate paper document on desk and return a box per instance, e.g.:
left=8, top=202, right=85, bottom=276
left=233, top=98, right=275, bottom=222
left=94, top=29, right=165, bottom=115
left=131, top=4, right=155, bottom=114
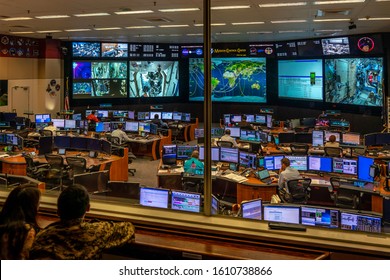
left=310, top=179, right=330, bottom=186
left=223, top=173, right=248, bottom=183
left=172, top=167, right=184, bottom=173
left=0, top=154, right=9, bottom=158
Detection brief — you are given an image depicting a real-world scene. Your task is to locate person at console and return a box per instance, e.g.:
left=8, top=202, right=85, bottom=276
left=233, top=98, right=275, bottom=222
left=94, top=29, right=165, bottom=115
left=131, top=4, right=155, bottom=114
left=29, top=184, right=135, bottom=260
left=220, top=129, right=238, bottom=147
left=274, top=157, right=302, bottom=193
left=111, top=123, right=131, bottom=144
left=325, top=135, right=340, bottom=148
left=43, top=121, right=57, bottom=134
left=86, top=110, right=99, bottom=123
left=236, top=115, right=254, bottom=130
left=184, top=150, right=204, bottom=175
left=152, top=114, right=168, bottom=129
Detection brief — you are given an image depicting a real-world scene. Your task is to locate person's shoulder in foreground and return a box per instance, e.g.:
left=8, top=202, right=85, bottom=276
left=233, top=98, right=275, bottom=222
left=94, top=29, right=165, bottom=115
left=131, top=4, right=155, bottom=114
left=29, top=184, right=135, bottom=260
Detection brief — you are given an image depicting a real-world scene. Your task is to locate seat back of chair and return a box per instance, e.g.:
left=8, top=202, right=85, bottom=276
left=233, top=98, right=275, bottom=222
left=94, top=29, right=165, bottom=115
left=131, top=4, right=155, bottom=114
left=66, top=156, right=87, bottom=175
left=290, top=143, right=309, bottom=155
left=286, top=178, right=311, bottom=203
left=324, top=147, right=343, bottom=157
left=217, top=141, right=233, bottom=148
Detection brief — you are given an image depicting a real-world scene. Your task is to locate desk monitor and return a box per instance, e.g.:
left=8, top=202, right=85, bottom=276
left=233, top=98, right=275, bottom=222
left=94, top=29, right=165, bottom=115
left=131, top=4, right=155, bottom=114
left=312, top=130, right=324, bottom=147
left=342, top=132, right=360, bottom=146
left=227, top=127, right=240, bottom=138
left=194, top=128, right=204, bottom=139
left=52, top=119, right=65, bottom=129
left=162, top=144, right=177, bottom=155
left=1, top=112, right=17, bottom=122
left=278, top=133, right=295, bottom=144
left=263, top=204, right=300, bottom=224
left=54, top=136, right=72, bottom=149
left=273, top=155, right=285, bottom=170
left=258, top=131, right=268, bottom=143
left=139, top=187, right=169, bottom=209
left=240, top=129, right=258, bottom=141
left=0, top=121, right=10, bottom=128
left=128, top=111, right=135, bottom=119
left=150, top=112, right=162, bottom=120
left=137, top=112, right=150, bottom=120
left=64, top=119, right=76, bottom=129
left=244, top=114, right=255, bottom=123
left=58, top=148, right=66, bottom=155
left=173, top=112, right=182, bottom=121
left=74, top=170, right=109, bottom=194
left=211, top=194, right=220, bottom=215
left=113, top=110, right=128, bottom=118
left=223, top=114, right=231, bottom=126
left=85, top=110, right=92, bottom=117
left=110, top=122, right=125, bottom=131
left=333, top=158, right=357, bottom=175
left=125, top=121, right=139, bottom=132
left=171, top=190, right=201, bottom=213
left=95, top=122, right=111, bottom=133
left=150, top=123, right=158, bottom=135
left=219, top=147, right=239, bottom=164
left=231, top=114, right=242, bottom=123
left=301, top=206, right=339, bottom=228
left=357, top=156, right=375, bottom=183
left=6, top=133, right=22, bottom=148
left=101, top=139, right=111, bottom=155
left=138, top=122, right=151, bottom=133
left=266, top=114, right=273, bottom=129
left=239, top=151, right=257, bottom=169
left=375, top=133, right=390, bottom=146
left=340, top=211, right=382, bottom=233
left=308, top=156, right=332, bottom=173
left=241, top=199, right=262, bottom=220
left=198, top=146, right=220, bottom=161
left=38, top=136, right=53, bottom=155
left=285, top=155, right=307, bottom=171
left=255, top=114, right=266, bottom=125
left=182, top=113, right=191, bottom=122
left=294, top=133, right=312, bottom=144
left=97, top=110, right=109, bottom=118
left=71, top=137, right=88, bottom=150
left=364, top=133, right=376, bottom=146
left=211, top=128, right=224, bottom=137
left=264, top=155, right=285, bottom=170
left=176, top=145, right=197, bottom=160
left=257, top=156, right=265, bottom=168
left=161, top=112, right=173, bottom=120
left=87, top=138, right=102, bottom=151
left=324, top=130, right=341, bottom=142
left=0, top=133, right=5, bottom=144
left=35, top=114, right=51, bottom=123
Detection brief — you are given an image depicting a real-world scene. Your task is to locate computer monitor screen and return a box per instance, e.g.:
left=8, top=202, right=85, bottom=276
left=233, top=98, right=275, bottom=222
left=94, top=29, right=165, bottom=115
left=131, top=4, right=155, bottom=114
left=274, top=155, right=284, bottom=170
left=138, top=122, right=151, bottom=133
left=301, top=206, right=339, bottom=228
left=172, top=112, right=182, bottom=121
left=5, top=134, right=21, bottom=146
left=139, top=187, right=169, bottom=209
left=125, top=121, right=139, bottom=132
left=198, top=146, right=220, bottom=161
left=258, top=131, right=268, bottom=143
left=241, top=199, right=262, bottom=220
left=137, top=112, right=150, bottom=120
left=263, top=205, right=300, bottom=224
left=52, top=119, right=65, bottom=129
left=35, top=114, right=51, bottom=123
left=285, top=156, right=307, bottom=171
left=211, top=128, right=225, bottom=137
left=324, top=131, right=341, bottom=142
left=255, top=114, right=266, bottom=125
left=72, top=42, right=100, bottom=57
left=342, top=132, right=360, bottom=145
left=278, top=133, right=295, bottom=144
left=264, top=156, right=281, bottom=170
left=333, top=158, right=357, bottom=175
left=96, top=110, right=108, bottom=118
left=2, top=112, right=17, bottom=122
left=227, top=127, right=240, bottom=138
left=54, top=136, right=71, bottom=149
left=101, top=140, right=111, bottom=155
left=294, top=133, right=312, bottom=144
left=176, top=145, right=197, bottom=160
left=266, top=114, right=273, bottom=129
left=101, top=43, right=128, bottom=57
left=357, top=156, right=375, bottom=182
left=87, top=138, right=102, bottom=151
left=38, top=136, right=53, bottom=155
left=375, top=133, right=390, bottom=146
left=211, top=194, right=219, bottom=215
left=182, top=113, right=191, bottom=122
left=95, top=122, right=111, bottom=133
left=110, top=122, right=125, bottom=131
left=161, top=112, right=173, bottom=120
left=150, top=112, right=162, bottom=120
left=219, top=147, right=239, bottom=164
left=223, top=114, right=231, bottom=126
left=194, top=129, right=204, bottom=139
left=162, top=145, right=176, bottom=155
left=245, top=114, right=255, bottom=123
left=312, top=130, right=324, bottom=147
left=240, top=130, right=258, bottom=141
left=308, top=156, right=332, bottom=173
left=73, top=171, right=109, bottom=194
left=128, top=111, right=135, bottom=119
left=321, top=37, right=350, bottom=55
left=71, top=137, right=88, bottom=150
left=239, top=151, right=257, bottom=169
left=231, top=114, right=242, bottom=123
left=112, top=110, right=128, bottom=118
left=64, top=120, right=76, bottom=129
left=340, top=211, right=382, bottom=233
left=150, top=123, right=158, bottom=135
left=171, top=191, right=201, bottom=213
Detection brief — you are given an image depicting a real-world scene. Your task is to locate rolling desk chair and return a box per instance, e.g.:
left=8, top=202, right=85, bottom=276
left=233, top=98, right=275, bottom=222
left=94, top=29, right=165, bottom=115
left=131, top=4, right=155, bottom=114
left=40, top=130, right=53, bottom=137
left=23, top=155, right=49, bottom=181
left=217, top=141, right=234, bottom=148
left=44, top=154, right=69, bottom=191
left=66, top=156, right=88, bottom=179
left=324, top=147, right=343, bottom=157
left=281, top=178, right=311, bottom=204
left=329, top=177, right=360, bottom=209
left=107, top=135, right=137, bottom=176
left=290, top=143, right=309, bottom=155
left=182, top=173, right=204, bottom=193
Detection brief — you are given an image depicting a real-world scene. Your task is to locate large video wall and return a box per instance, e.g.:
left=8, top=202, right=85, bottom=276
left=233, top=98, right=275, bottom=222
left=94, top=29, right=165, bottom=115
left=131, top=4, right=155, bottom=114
left=68, top=33, right=385, bottom=112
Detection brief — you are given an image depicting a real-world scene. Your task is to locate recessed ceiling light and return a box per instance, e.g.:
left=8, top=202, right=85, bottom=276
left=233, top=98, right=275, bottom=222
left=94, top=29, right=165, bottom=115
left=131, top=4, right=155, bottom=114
left=158, top=8, right=200, bottom=12
left=315, top=29, right=343, bottom=32
left=35, top=15, right=70, bottom=19
left=247, top=31, right=273, bottom=34
left=65, top=29, right=92, bottom=32
left=271, top=20, right=307, bottom=23
left=194, top=23, right=226, bottom=26
left=73, top=13, right=110, bottom=17
left=313, top=18, right=351, bottom=22
left=1, top=17, right=33, bottom=21
left=186, top=33, right=203, bottom=36
left=36, top=30, right=62, bottom=33
left=94, top=27, right=122, bottom=31
left=125, top=26, right=156, bottom=29
left=218, top=32, right=241, bottom=35
left=314, top=0, right=365, bottom=4
left=232, top=22, right=265, bottom=25
left=279, top=30, right=305, bottom=33
left=259, top=2, right=307, bottom=7
left=10, top=31, right=35, bottom=34
left=358, top=17, right=390, bottom=20
left=158, top=24, right=189, bottom=28
left=115, top=10, right=154, bottom=15
left=211, top=5, right=251, bottom=10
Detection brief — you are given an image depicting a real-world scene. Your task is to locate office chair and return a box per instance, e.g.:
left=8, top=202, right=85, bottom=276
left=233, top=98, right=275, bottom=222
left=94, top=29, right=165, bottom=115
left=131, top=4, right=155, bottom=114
left=128, top=152, right=137, bottom=176
left=171, top=124, right=184, bottom=144
left=40, top=130, right=53, bottom=137
left=217, top=141, right=234, bottom=148
left=289, top=143, right=309, bottom=155
left=329, top=177, right=360, bottom=209
left=23, top=155, right=49, bottom=180
left=44, top=154, right=69, bottom=191
left=324, top=147, right=343, bottom=157
left=281, top=178, right=311, bottom=204
left=182, top=174, right=204, bottom=193
left=106, top=136, right=137, bottom=176
left=66, top=156, right=88, bottom=179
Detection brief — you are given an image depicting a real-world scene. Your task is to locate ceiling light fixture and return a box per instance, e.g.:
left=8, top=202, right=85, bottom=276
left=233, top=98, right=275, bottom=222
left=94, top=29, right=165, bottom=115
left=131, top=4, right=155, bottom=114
left=73, top=13, right=110, bottom=17
left=232, top=22, right=265, bottom=25
left=247, top=31, right=273, bottom=34
left=158, top=8, right=200, bottom=12
left=125, top=25, right=156, bottom=29
left=1, top=17, right=33, bottom=21
left=35, top=15, right=70, bottom=19
left=314, top=0, right=365, bottom=4
left=211, top=5, right=251, bottom=10
left=115, top=10, right=154, bottom=15
left=9, top=31, right=35, bottom=34
left=259, top=2, right=307, bottom=7
left=271, top=20, right=307, bottom=23
left=94, top=27, right=122, bottom=30
left=313, top=18, right=351, bottom=22
left=194, top=23, right=226, bottom=26
left=218, top=32, right=241, bottom=35
left=36, top=30, right=62, bottom=33
left=158, top=24, right=189, bottom=28
left=358, top=17, right=390, bottom=20
left=65, top=29, right=92, bottom=32
left=279, top=30, right=305, bottom=33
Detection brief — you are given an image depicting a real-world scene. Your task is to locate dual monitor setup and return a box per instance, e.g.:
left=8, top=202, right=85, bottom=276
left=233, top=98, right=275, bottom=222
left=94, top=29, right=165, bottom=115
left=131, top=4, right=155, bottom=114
left=223, top=113, right=273, bottom=128
left=84, top=110, right=191, bottom=122
left=0, top=133, right=23, bottom=150
left=279, top=130, right=361, bottom=147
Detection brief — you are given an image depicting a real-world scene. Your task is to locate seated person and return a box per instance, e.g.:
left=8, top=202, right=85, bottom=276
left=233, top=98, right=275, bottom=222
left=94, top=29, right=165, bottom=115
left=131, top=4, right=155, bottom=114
left=43, top=121, right=57, bottom=134
left=30, top=184, right=135, bottom=260
left=220, top=129, right=238, bottom=147
left=184, top=150, right=204, bottom=175
left=325, top=135, right=340, bottom=148
left=236, top=115, right=254, bottom=130
left=151, top=114, right=168, bottom=129
left=273, top=157, right=302, bottom=193
left=111, top=123, right=131, bottom=144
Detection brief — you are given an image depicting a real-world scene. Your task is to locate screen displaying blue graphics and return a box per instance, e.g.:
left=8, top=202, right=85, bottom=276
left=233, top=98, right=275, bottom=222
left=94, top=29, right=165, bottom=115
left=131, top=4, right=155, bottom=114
left=278, top=59, right=323, bottom=101
left=301, top=206, right=339, bottom=228
left=139, top=187, right=169, bottom=209
left=357, top=156, right=375, bottom=182
left=72, top=42, right=100, bottom=57
left=308, top=156, right=332, bottom=173
left=171, top=191, right=201, bottom=213
left=285, top=156, right=307, bottom=171
left=324, top=57, right=383, bottom=107
left=189, top=57, right=266, bottom=103
left=340, top=211, right=381, bottom=233
left=101, top=43, right=128, bottom=58
left=241, top=199, right=262, bottom=220
left=129, top=61, right=179, bottom=98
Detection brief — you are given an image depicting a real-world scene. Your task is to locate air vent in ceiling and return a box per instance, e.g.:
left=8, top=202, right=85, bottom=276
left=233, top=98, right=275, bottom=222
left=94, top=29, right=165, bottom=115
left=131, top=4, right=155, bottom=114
left=141, top=17, right=172, bottom=23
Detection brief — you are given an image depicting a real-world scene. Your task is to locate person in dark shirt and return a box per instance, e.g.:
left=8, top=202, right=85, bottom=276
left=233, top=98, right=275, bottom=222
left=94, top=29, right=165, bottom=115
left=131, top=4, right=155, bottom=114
left=151, top=114, right=168, bottom=129
left=30, top=184, right=135, bottom=260
left=236, top=115, right=254, bottom=130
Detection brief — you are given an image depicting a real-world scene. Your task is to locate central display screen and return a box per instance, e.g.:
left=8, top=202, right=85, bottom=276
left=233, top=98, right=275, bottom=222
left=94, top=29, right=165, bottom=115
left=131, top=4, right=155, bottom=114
left=189, top=57, right=267, bottom=103
left=129, top=61, right=179, bottom=98
left=278, top=59, right=323, bottom=101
